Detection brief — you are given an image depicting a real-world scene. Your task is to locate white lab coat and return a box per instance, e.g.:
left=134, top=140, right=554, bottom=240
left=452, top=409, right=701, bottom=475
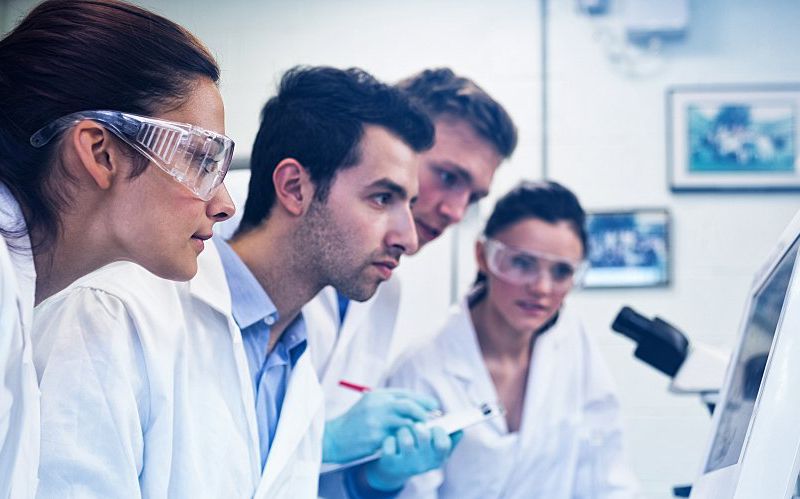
left=305, top=279, right=403, bottom=420
left=387, top=299, right=639, bottom=499
left=303, top=229, right=454, bottom=499
left=306, top=279, right=419, bottom=498
left=0, top=184, right=39, bottom=499
left=33, top=242, right=324, bottom=498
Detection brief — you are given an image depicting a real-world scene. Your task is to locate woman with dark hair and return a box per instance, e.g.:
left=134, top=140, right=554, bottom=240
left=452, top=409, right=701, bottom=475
left=0, top=0, right=235, bottom=495
left=387, top=181, right=638, bottom=498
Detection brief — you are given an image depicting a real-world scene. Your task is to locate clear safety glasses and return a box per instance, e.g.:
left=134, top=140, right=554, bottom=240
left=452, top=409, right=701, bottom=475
left=30, top=110, right=235, bottom=201
left=482, top=238, right=586, bottom=292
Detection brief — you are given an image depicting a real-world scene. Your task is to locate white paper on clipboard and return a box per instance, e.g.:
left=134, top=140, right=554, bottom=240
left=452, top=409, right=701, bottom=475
left=320, top=402, right=504, bottom=474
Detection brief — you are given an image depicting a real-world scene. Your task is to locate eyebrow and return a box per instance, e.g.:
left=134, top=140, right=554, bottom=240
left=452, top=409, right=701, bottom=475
left=366, top=178, right=410, bottom=200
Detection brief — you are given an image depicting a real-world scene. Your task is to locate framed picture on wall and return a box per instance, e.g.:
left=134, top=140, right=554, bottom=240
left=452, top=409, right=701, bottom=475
left=667, top=84, right=800, bottom=191
left=583, top=209, right=670, bottom=289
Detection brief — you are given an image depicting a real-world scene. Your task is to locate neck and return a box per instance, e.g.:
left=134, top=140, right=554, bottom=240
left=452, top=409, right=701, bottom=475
left=230, top=224, right=322, bottom=345
left=31, top=215, right=116, bottom=306
left=470, top=298, right=536, bottom=363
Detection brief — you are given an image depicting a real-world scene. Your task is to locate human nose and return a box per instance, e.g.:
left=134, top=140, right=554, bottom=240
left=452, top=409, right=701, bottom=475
left=206, top=184, right=235, bottom=222
left=388, top=205, right=419, bottom=256
left=437, top=190, right=471, bottom=225
left=525, top=268, right=554, bottom=295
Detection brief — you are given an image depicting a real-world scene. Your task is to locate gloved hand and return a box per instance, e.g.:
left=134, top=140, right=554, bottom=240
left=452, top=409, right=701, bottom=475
left=323, top=388, right=439, bottom=464
left=362, top=425, right=463, bottom=492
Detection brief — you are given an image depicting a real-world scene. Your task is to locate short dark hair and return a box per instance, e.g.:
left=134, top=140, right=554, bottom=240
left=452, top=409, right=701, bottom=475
left=397, top=68, right=517, bottom=158
left=0, top=0, right=220, bottom=250
left=237, top=66, right=434, bottom=234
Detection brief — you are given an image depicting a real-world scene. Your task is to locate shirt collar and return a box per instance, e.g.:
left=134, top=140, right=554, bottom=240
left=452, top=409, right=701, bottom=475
left=279, top=314, right=309, bottom=366
left=213, top=237, right=278, bottom=330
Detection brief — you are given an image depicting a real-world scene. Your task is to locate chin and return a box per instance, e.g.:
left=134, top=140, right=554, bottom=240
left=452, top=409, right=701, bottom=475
left=152, top=258, right=198, bottom=282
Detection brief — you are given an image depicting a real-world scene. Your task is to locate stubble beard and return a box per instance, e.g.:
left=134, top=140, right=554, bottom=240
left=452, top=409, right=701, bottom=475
left=297, top=199, right=379, bottom=302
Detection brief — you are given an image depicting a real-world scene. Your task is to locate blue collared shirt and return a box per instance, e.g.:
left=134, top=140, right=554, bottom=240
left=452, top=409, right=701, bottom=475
left=214, top=238, right=307, bottom=471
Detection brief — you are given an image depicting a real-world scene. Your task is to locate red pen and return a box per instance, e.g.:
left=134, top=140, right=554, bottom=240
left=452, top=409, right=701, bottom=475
left=339, top=380, right=371, bottom=393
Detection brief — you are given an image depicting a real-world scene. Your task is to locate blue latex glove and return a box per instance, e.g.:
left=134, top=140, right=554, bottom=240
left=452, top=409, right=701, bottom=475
left=362, top=425, right=463, bottom=492
left=323, top=388, right=439, bottom=464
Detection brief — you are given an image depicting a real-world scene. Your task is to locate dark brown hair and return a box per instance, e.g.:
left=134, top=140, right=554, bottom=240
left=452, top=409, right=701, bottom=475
left=237, top=66, right=433, bottom=235
left=0, top=0, right=220, bottom=250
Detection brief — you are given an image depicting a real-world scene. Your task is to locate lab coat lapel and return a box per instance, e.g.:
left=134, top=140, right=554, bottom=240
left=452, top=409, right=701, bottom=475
left=441, top=301, right=507, bottom=435
left=257, top=353, right=323, bottom=492
left=517, top=311, right=569, bottom=452
left=187, top=243, right=262, bottom=483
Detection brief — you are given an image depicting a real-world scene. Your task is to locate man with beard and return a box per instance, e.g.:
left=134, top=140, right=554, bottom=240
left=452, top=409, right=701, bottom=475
left=32, top=66, right=449, bottom=498
left=305, top=68, right=518, bottom=498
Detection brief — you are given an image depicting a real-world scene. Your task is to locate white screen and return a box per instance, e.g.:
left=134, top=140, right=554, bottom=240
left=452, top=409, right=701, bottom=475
left=705, top=235, right=800, bottom=473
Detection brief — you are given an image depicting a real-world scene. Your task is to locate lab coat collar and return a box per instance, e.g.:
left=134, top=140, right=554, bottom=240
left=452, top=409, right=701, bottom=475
left=188, top=240, right=233, bottom=317
left=188, top=240, right=263, bottom=484
left=439, top=300, right=508, bottom=434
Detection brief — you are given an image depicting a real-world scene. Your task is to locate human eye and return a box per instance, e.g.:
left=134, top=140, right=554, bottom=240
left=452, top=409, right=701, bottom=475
left=188, top=140, right=224, bottom=175
left=202, top=159, right=222, bottom=175
left=436, top=167, right=459, bottom=188
left=510, top=254, right=537, bottom=272
left=551, top=263, right=576, bottom=282
left=371, top=192, right=393, bottom=207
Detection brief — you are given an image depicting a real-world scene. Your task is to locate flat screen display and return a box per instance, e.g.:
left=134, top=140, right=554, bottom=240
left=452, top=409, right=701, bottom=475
left=705, top=235, right=800, bottom=472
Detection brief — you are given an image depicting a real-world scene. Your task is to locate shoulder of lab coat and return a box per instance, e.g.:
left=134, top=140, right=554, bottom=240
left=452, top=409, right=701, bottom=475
left=570, top=311, right=640, bottom=499
left=383, top=301, right=473, bottom=499
left=306, top=279, right=404, bottom=499
left=0, top=234, right=39, bottom=499
left=305, top=278, right=403, bottom=414
left=32, top=248, right=259, bottom=498
left=32, top=276, right=152, bottom=497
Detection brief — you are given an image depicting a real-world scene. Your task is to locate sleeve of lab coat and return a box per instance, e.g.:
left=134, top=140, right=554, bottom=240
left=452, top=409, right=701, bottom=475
left=573, top=325, right=640, bottom=499
left=384, top=356, right=444, bottom=499
left=34, top=287, right=149, bottom=498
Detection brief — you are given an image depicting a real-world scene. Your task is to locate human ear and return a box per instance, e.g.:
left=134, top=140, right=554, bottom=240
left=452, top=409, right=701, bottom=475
left=272, top=158, right=313, bottom=216
left=69, top=121, right=125, bottom=190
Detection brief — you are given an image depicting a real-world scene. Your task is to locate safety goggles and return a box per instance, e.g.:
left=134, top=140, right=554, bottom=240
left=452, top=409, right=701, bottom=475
left=482, top=238, right=586, bottom=292
left=30, top=110, right=234, bottom=201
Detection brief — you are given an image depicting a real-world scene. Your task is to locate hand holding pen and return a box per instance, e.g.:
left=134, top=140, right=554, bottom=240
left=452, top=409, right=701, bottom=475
left=322, top=381, right=441, bottom=464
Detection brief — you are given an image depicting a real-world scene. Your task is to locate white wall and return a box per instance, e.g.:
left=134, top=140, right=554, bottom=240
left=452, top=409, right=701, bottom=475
left=4, top=1, right=800, bottom=497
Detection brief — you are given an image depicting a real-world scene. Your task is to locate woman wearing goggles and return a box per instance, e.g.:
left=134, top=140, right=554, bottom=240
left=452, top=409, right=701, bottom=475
left=0, top=0, right=234, bottom=496
left=388, top=181, right=638, bottom=498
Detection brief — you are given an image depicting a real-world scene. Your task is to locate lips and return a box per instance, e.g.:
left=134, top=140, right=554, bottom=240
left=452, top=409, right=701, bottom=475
left=191, top=233, right=212, bottom=253
left=415, top=219, right=442, bottom=244
left=515, top=300, right=549, bottom=315
left=373, top=260, right=398, bottom=280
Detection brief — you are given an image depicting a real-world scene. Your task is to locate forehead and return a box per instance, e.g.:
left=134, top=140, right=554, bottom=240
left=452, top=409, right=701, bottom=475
left=332, top=125, right=419, bottom=195
left=493, top=218, right=584, bottom=261
left=421, top=118, right=503, bottom=193
left=155, top=77, right=226, bottom=136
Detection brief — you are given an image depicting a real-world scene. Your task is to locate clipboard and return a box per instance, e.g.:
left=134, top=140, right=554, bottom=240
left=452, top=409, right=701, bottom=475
left=320, top=402, right=504, bottom=474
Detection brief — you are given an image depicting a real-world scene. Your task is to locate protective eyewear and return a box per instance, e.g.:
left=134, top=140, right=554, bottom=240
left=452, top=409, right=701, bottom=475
left=30, top=110, right=234, bottom=201
left=482, top=238, right=586, bottom=291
